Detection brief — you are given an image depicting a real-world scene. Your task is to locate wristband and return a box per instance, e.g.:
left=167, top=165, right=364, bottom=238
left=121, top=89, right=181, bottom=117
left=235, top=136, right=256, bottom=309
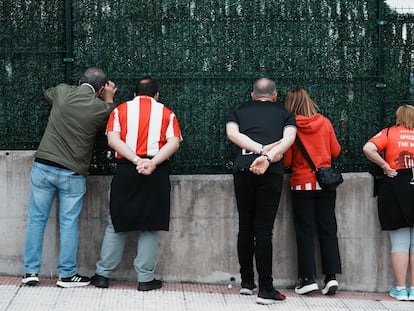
left=263, top=154, right=272, bottom=164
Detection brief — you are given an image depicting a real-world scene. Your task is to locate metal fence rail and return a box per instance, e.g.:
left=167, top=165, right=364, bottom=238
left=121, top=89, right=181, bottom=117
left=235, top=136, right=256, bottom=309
left=0, top=0, right=413, bottom=174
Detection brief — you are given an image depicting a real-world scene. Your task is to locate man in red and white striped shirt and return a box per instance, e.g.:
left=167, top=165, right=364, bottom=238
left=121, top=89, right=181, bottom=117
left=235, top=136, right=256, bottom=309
left=91, top=76, right=182, bottom=291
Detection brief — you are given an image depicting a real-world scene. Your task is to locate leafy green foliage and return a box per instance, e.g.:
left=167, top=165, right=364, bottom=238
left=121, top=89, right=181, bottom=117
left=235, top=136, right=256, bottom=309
left=1, top=1, right=413, bottom=174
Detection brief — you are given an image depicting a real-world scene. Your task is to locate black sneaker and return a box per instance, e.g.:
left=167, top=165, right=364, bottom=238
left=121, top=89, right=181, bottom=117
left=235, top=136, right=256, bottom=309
left=56, top=274, right=90, bottom=288
left=256, top=288, right=286, bottom=304
left=322, top=278, right=338, bottom=295
left=22, top=273, right=39, bottom=286
left=90, top=274, right=109, bottom=288
left=240, top=282, right=257, bottom=295
left=137, top=279, right=162, bottom=291
left=295, top=277, right=318, bottom=295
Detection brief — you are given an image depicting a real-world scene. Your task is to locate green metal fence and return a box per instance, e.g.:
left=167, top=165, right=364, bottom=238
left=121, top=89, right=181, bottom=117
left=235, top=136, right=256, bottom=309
left=1, top=0, right=413, bottom=174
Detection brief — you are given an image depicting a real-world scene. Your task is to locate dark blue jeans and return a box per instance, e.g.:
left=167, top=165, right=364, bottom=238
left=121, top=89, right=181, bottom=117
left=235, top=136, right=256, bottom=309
left=291, top=190, right=342, bottom=279
left=233, top=170, right=283, bottom=290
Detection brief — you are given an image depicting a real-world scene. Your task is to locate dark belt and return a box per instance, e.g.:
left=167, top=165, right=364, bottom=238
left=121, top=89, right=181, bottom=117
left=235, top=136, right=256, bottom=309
left=35, top=157, right=68, bottom=170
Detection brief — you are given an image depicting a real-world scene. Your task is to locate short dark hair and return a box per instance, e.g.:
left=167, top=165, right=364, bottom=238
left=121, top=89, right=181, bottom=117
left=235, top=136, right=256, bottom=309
left=135, top=76, right=159, bottom=97
left=79, top=68, right=108, bottom=91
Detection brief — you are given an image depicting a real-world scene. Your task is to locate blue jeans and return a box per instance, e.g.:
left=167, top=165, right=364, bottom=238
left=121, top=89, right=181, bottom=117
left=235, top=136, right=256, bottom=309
left=23, top=162, right=86, bottom=277
left=95, top=215, right=160, bottom=282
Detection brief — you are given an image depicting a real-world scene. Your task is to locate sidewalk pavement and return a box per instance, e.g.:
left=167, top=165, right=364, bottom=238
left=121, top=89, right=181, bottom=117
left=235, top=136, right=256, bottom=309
left=0, top=276, right=412, bottom=311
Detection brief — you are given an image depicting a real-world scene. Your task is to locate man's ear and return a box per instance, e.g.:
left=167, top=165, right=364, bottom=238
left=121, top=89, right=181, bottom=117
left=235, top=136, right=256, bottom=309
left=96, top=85, right=105, bottom=97
left=251, top=92, right=256, bottom=100
left=154, top=92, right=160, bottom=101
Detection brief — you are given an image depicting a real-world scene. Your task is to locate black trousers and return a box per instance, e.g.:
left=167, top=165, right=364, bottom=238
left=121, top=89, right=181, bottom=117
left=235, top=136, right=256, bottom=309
left=233, top=170, right=283, bottom=289
left=291, top=190, right=342, bottom=279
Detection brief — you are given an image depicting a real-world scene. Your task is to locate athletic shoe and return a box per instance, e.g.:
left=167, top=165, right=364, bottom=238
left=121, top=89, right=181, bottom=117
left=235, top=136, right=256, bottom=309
left=408, top=288, right=414, bottom=301
left=56, top=274, right=90, bottom=288
left=240, top=282, right=257, bottom=295
left=90, top=274, right=109, bottom=288
left=22, top=273, right=39, bottom=286
left=256, top=288, right=286, bottom=304
left=137, top=279, right=162, bottom=291
left=389, top=286, right=409, bottom=301
left=322, top=279, right=338, bottom=295
left=295, top=277, right=318, bottom=295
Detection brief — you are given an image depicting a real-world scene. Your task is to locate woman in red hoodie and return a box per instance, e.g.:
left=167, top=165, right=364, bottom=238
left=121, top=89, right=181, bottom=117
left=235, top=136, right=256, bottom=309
left=283, top=87, right=342, bottom=296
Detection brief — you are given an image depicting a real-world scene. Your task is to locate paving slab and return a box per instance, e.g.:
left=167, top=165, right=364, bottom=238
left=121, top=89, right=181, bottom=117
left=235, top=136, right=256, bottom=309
left=0, top=276, right=412, bottom=311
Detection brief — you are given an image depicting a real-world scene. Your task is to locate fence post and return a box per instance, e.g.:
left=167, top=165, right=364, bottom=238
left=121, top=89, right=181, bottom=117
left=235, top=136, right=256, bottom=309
left=63, top=0, right=74, bottom=83
left=376, top=0, right=386, bottom=128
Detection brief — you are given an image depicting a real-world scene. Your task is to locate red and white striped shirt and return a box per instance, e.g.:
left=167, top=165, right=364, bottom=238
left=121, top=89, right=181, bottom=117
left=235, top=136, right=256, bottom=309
left=106, top=96, right=182, bottom=159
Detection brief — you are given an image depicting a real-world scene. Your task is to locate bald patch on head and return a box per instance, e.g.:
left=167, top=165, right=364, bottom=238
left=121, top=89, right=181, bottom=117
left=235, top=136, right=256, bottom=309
left=252, top=78, right=277, bottom=102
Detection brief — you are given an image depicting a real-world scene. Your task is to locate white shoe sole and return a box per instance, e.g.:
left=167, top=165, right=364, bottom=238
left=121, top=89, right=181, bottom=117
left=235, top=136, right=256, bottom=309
left=240, top=288, right=252, bottom=295
left=295, top=282, right=319, bottom=295
left=322, top=280, right=338, bottom=295
left=56, top=281, right=90, bottom=288
left=22, top=276, right=39, bottom=286
left=240, top=287, right=257, bottom=295
left=390, top=292, right=408, bottom=301
left=256, top=297, right=285, bottom=305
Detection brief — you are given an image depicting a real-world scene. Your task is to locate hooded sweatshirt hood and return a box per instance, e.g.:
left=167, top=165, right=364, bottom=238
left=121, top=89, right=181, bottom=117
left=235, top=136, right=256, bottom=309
left=284, top=113, right=341, bottom=190
left=295, top=114, right=325, bottom=135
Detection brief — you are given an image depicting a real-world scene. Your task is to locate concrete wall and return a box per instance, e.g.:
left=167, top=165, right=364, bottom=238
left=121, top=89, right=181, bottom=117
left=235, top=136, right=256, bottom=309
left=0, top=151, right=392, bottom=292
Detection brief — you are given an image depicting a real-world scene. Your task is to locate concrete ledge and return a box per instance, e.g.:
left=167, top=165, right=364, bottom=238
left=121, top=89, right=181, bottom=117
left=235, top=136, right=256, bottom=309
left=0, top=151, right=391, bottom=292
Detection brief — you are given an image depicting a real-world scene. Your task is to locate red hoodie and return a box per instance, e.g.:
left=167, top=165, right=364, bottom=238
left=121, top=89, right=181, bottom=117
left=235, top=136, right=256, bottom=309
left=284, top=114, right=341, bottom=190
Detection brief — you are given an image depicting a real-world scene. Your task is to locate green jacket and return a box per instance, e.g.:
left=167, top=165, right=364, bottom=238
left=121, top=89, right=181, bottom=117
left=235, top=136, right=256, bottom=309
left=36, top=83, right=115, bottom=175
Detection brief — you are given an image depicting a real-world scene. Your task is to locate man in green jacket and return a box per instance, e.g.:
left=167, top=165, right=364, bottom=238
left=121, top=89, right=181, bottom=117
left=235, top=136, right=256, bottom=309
left=22, top=68, right=117, bottom=288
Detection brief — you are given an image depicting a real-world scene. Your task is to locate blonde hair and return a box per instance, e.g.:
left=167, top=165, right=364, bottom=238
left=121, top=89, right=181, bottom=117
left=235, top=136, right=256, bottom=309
left=396, top=104, right=414, bottom=129
left=284, top=87, right=319, bottom=117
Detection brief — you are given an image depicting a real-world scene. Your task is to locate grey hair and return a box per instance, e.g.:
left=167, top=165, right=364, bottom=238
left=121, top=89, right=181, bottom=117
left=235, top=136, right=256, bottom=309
left=79, top=68, right=108, bottom=91
left=253, top=78, right=277, bottom=98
